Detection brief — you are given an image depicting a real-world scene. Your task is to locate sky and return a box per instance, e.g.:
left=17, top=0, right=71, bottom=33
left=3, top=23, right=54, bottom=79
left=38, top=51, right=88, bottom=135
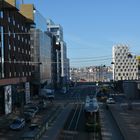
left=24, top=0, right=140, bottom=67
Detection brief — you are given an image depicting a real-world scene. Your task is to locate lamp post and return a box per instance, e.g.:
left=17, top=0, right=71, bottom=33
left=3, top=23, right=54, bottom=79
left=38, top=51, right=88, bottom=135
left=111, top=62, right=115, bottom=81
left=127, top=53, right=133, bottom=110
left=128, top=53, right=132, bottom=80
left=99, top=65, right=106, bottom=82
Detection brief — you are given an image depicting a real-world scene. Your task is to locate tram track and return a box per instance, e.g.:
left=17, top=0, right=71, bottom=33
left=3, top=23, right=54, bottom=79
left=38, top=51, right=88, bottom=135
left=59, top=87, right=84, bottom=140
left=58, top=86, right=98, bottom=140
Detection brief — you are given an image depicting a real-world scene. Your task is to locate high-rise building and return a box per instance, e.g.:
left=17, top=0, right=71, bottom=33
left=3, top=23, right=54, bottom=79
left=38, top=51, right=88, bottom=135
left=112, top=45, right=139, bottom=81
left=47, top=19, right=70, bottom=89
left=0, top=0, right=33, bottom=115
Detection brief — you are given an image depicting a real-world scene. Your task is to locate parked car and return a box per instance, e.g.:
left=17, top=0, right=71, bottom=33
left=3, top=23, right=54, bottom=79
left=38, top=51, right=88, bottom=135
left=24, top=106, right=39, bottom=114
left=23, top=113, right=33, bottom=122
left=106, top=98, right=115, bottom=104
left=38, top=100, right=47, bottom=110
left=39, top=89, right=55, bottom=100
left=23, top=110, right=36, bottom=118
left=10, top=118, right=25, bottom=130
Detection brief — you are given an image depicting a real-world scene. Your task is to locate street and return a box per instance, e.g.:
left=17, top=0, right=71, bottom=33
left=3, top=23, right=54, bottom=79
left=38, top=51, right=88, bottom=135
left=0, top=85, right=125, bottom=140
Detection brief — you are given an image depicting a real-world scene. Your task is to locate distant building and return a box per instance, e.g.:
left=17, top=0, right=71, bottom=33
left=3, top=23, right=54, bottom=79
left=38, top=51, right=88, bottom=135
left=112, top=45, right=139, bottom=81
left=70, top=66, right=112, bottom=82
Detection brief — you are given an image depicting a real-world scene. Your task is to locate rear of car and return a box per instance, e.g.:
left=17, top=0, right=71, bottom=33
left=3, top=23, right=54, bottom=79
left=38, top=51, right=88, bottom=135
left=10, top=118, right=25, bottom=130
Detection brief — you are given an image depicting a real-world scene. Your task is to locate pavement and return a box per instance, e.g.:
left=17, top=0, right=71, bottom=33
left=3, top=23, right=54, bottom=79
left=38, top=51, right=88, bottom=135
left=0, top=109, right=20, bottom=129
left=99, top=103, right=124, bottom=140
left=108, top=103, right=140, bottom=140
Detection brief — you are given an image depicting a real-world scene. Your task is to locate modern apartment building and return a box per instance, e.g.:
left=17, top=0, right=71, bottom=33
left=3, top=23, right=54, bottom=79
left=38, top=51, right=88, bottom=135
left=112, top=45, right=139, bottom=81
left=0, top=0, right=32, bottom=115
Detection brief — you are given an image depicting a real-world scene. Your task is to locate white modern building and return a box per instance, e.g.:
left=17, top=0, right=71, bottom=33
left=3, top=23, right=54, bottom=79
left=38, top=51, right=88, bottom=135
left=112, top=45, right=139, bottom=81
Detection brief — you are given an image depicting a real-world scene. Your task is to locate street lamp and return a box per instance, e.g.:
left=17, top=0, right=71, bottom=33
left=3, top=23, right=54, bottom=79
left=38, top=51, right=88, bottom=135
left=127, top=53, right=132, bottom=80
left=99, top=65, right=105, bottom=82
left=127, top=52, right=133, bottom=110
left=111, top=62, right=115, bottom=81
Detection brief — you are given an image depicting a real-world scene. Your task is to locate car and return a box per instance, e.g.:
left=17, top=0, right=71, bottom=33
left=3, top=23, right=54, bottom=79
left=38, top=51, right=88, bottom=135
left=39, top=88, right=55, bottom=99
left=106, top=98, right=115, bottom=104
left=23, top=110, right=36, bottom=118
left=23, top=113, right=33, bottom=122
left=29, top=123, right=39, bottom=130
left=38, top=100, right=47, bottom=110
left=24, top=106, right=39, bottom=114
left=10, top=118, right=25, bottom=130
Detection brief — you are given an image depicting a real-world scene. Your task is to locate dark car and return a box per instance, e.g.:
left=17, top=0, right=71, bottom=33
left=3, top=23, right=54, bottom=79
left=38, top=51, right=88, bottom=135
left=10, top=118, right=25, bottom=130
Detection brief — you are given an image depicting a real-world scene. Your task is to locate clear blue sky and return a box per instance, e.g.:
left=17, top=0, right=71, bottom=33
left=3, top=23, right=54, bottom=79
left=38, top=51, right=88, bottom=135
left=24, top=0, right=140, bottom=67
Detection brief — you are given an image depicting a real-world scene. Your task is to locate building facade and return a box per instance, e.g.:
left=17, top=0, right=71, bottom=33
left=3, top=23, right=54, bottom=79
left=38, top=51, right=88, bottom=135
left=112, top=45, right=139, bottom=81
left=26, top=8, right=55, bottom=94
left=0, top=1, right=32, bottom=115
left=47, top=19, right=63, bottom=88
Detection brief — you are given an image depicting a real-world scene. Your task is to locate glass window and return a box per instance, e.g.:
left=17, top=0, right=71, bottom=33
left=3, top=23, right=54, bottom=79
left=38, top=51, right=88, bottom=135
left=8, top=17, right=10, bottom=23
left=0, top=11, right=3, bottom=18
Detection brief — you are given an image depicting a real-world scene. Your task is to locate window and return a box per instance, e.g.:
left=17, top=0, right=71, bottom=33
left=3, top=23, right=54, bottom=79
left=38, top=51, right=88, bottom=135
left=9, top=44, right=11, bottom=50
left=13, top=33, right=15, bottom=38
left=18, top=35, right=20, bottom=40
left=13, top=20, right=15, bottom=25
left=8, top=17, right=10, bottom=23
left=0, top=11, right=3, bottom=18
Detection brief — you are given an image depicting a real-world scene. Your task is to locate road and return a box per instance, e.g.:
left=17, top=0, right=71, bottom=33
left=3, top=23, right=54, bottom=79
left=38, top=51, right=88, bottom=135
left=58, top=85, right=124, bottom=140
left=0, top=85, right=124, bottom=140
left=58, top=85, right=100, bottom=140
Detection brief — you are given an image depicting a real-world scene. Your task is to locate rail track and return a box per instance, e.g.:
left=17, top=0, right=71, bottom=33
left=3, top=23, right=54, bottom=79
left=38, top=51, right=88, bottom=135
left=58, top=86, right=100, bottom=140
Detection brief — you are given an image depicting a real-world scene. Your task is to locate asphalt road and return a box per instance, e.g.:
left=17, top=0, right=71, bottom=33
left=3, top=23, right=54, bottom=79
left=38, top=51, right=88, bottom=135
left=58, top=85, right=97, bottom=140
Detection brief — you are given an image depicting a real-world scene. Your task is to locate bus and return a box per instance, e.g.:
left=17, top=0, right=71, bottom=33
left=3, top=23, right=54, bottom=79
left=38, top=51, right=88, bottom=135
left=84, top=96, right=99, bottom=132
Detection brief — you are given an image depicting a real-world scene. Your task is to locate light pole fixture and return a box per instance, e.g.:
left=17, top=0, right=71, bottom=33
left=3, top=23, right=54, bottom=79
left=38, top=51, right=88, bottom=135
left=127, top=53, right=132, bottom=80
left=111, top=62, right=115, bottom=81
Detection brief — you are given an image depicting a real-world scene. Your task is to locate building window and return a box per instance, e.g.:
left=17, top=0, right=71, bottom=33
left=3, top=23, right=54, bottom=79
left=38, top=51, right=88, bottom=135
left=8, top=17, right=10, bottom=23
left=14, top=46, right=16, bottom=51
left=8, top=30, right=11, bottom=36
left=9, top=44, right=11, bottom=50
left=18, top=35, right=20, bottom=40
left=9, top=72, right=11, bottom=77
left=13, top=20, right=15, bottom=25
left=13, top=33, right=15, bottom=38
left=0, top=11, right=3, bottom=18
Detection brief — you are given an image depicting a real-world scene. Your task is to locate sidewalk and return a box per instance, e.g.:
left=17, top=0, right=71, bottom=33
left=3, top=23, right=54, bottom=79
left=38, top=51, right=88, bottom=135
left=99, top=103, right=124, bottom=140
left=109, top=104, right=140, bottom=140
left=0, top=110, right=20, bottom=129
left=40, top=104, right=72, bottom=140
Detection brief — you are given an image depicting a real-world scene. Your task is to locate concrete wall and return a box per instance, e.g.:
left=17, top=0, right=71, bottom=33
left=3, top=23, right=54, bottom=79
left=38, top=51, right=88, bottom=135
left=123, top=81, right=140, bottom=99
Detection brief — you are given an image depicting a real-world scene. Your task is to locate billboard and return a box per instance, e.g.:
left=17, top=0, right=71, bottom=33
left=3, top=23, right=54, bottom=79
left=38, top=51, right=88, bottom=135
left=4, top=85, right=12, bottom=115
left=25, top=82, right=30, bottom=104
